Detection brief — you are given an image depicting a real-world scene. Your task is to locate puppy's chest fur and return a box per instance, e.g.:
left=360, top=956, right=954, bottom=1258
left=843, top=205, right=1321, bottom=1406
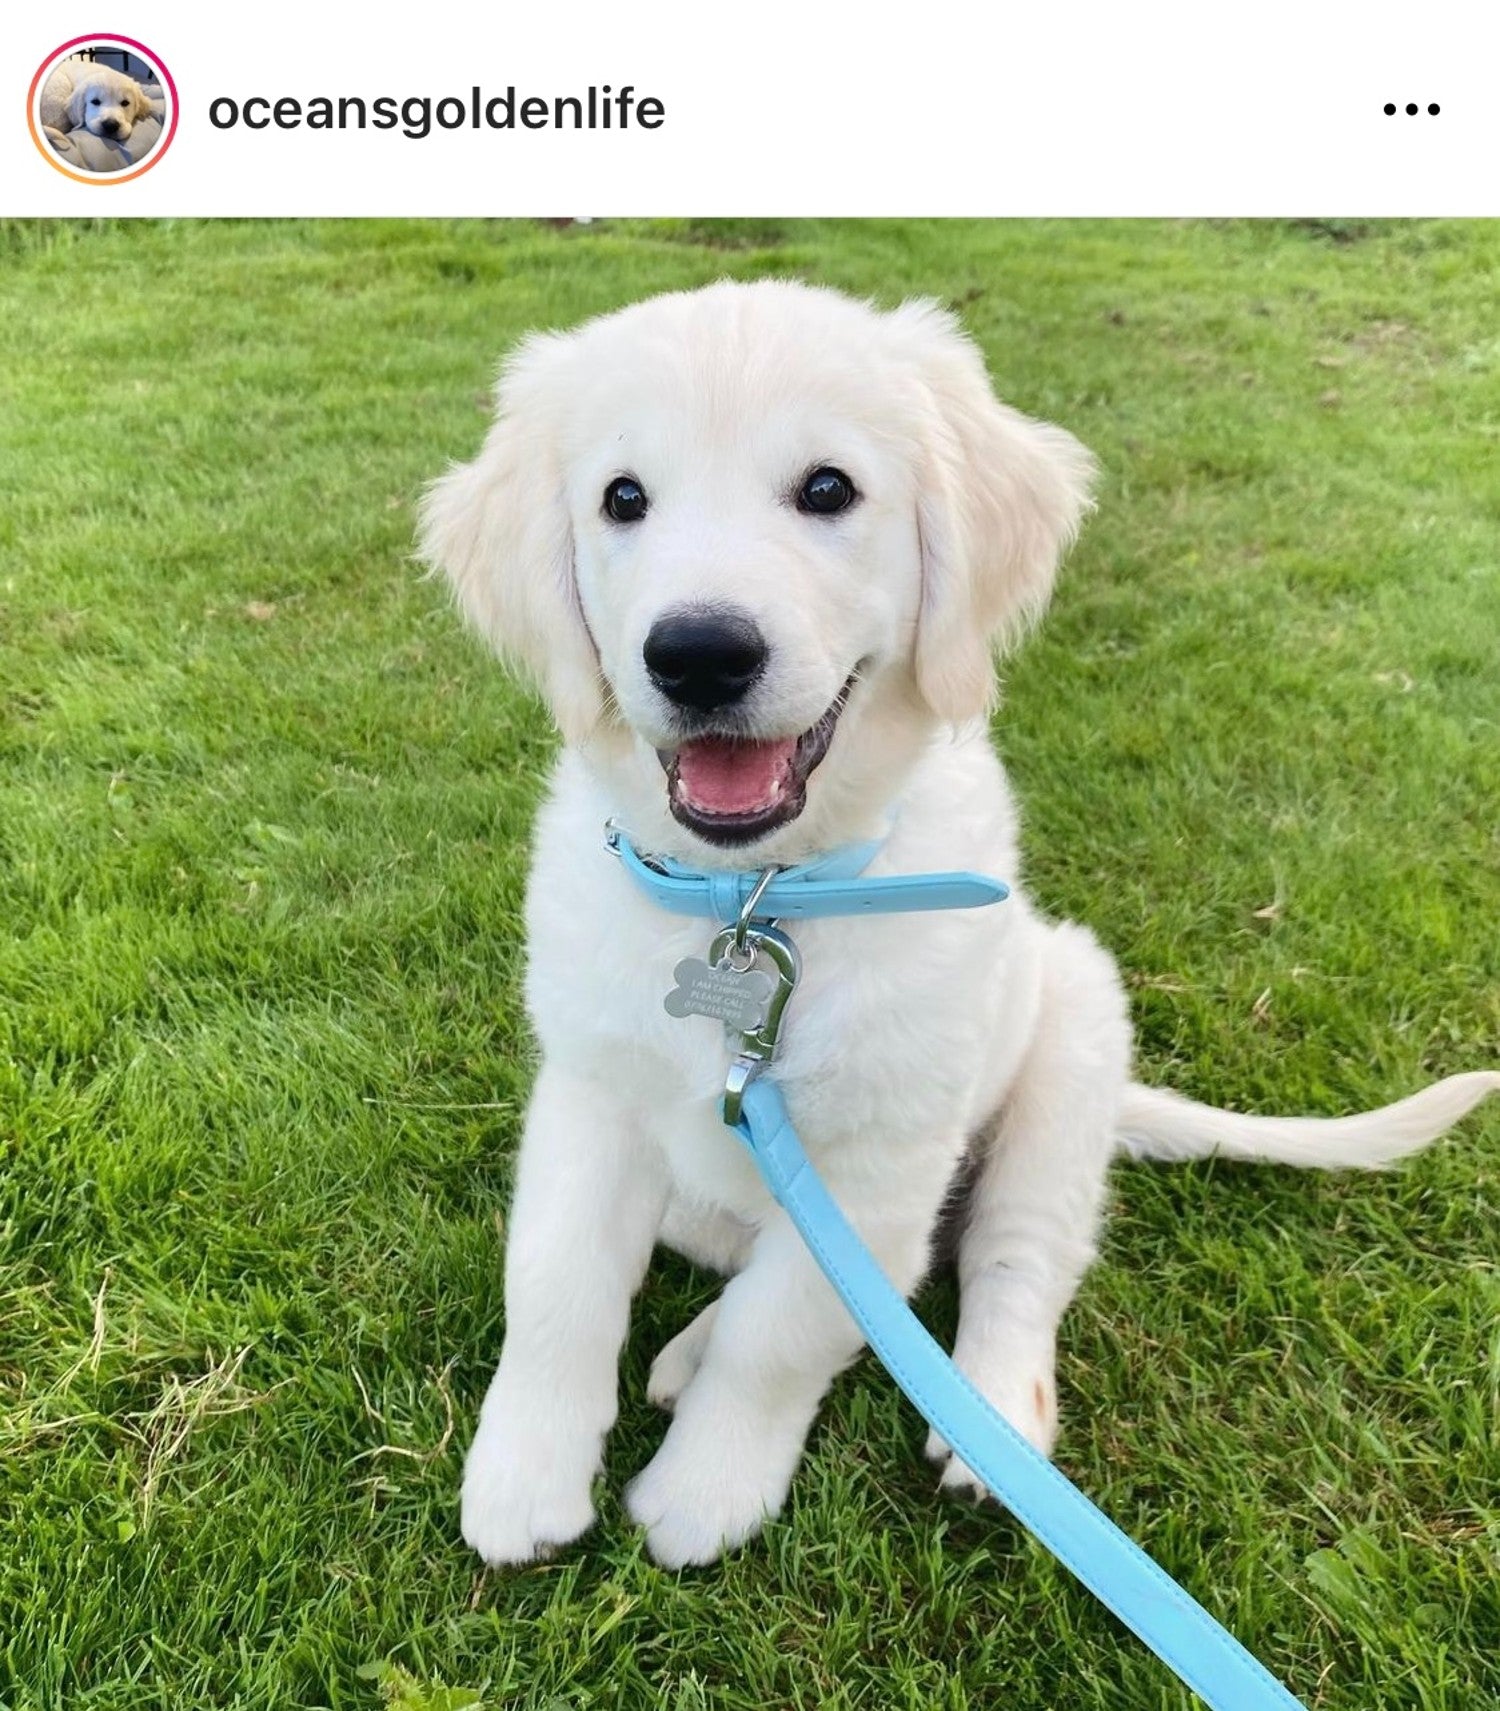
left=521, top=743, right=1042, bottom=1222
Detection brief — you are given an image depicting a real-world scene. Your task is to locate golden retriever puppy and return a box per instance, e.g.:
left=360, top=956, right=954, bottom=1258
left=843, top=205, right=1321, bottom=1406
left=41, top=62, right=155, bottom=142
left=419, top=280, right=1498, bottom=1569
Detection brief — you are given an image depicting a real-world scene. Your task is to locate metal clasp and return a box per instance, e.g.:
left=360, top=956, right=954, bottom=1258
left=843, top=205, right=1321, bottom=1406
left=715, top=920, right=800, bottom=1124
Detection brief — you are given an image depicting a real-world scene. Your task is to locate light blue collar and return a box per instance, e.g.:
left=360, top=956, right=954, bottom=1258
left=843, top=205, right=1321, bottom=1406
left=604, top=821, right=1009, bottom=921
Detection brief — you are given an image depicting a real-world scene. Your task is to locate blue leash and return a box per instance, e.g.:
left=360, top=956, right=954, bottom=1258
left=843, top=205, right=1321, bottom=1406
left=611, top=826, right=1308, bottom=1711
left=734, top=1075, right=1303, bottom=1711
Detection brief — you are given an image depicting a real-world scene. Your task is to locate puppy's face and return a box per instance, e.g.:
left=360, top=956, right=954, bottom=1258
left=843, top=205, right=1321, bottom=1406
left=421, top=282, right=1095, bottom=854
left=74, top=72, right=149, bottom=139
left=564, top=339, right=930, bottom=843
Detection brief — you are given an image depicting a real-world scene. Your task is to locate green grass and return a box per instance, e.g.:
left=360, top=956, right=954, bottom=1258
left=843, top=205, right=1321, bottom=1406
left=1, top=217, right=1497, bottom=1711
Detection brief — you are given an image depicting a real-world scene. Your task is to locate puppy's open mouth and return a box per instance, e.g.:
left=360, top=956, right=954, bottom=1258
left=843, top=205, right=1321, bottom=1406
left=658, top=678, right=855, bottom=846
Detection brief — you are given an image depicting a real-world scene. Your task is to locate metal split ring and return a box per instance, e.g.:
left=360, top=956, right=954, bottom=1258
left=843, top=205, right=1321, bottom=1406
left=732, top=866, right=780, bottom=956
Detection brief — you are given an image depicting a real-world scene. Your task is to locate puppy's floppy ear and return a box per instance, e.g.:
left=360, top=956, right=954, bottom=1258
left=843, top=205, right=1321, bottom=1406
left=67, top=81, right=93, bottom=129
left=898, top=302, right=1096, bottom=723
left=417, top=331, right=604, bottom=744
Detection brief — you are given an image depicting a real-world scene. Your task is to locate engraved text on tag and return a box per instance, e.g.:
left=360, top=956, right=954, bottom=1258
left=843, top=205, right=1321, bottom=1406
left=663, top=956, right=775, bottom=1031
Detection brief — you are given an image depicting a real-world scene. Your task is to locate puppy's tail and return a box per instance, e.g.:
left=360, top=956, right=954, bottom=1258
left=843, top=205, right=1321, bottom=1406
left=1117, top=1071, right=1500, bottom=1170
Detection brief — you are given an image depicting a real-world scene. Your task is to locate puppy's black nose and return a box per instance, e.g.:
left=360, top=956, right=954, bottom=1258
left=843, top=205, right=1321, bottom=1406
left=644, top=609, right=768, bottom=712
left=101, top=118, right=120, bottom=135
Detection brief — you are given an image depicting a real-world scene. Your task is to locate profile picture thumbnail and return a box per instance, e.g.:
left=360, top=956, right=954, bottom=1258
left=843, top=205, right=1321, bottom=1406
left=33, top=38, right=173, bottom=179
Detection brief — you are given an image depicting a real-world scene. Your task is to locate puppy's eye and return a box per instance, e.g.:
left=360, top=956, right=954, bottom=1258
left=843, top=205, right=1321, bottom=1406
left=797, top=466, right=857, bottom=516
left=603, top=476, right=648, bottom=523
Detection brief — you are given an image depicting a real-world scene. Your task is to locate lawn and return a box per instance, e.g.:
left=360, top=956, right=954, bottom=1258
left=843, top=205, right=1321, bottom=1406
left=0, top=217, right=1496, bottom=1711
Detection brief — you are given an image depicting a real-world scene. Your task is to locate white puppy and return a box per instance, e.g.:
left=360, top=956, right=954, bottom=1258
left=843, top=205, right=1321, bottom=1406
left=41, top=62, right=155, bottom=141
left=419, top=280, right=1497, bottom=1570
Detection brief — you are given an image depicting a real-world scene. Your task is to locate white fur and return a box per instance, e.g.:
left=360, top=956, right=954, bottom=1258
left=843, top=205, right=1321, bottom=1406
left=41, top=62, right=155, bottom=141
left=417, top=280, right=1497, bottom=1568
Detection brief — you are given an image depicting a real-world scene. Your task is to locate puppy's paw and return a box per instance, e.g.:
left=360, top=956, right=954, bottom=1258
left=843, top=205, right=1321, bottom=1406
left=625, top=1389, right=804, bottom=1568
left=923, top=1424, right=953, bottom=1464
left=460, top=1409, right=600, bottom=1565
left=646, top=1304, right=719, bottom=1413
left=927, top=1363, right=1059, bottom=1503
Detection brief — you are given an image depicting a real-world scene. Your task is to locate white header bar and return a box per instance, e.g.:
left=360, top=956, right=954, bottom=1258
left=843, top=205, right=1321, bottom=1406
left=7, top=1, right=1495, bottom=215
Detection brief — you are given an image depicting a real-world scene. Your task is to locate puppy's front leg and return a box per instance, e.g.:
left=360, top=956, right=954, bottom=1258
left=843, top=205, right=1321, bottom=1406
left=626, top=1192, right=937, bottom=1568
left=462, top=1059, right=665, bottom=1564
left=929, top=921, right=1131, bottom=1493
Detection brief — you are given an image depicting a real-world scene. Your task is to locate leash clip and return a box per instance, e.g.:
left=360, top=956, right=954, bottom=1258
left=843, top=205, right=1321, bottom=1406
left=722, top=1056, right=762, bottom=1128
left=712, top=920, right=801, bottom=1125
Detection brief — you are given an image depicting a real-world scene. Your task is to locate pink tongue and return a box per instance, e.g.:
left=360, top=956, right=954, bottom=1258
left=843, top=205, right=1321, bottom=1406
left=674, top=737, right=797, bottom=815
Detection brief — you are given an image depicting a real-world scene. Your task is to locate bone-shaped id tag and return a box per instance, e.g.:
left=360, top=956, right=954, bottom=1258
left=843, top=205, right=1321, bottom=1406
left=663, top=953, right=775, bottom=1032
left=663, top=923, right=801, bottom=1069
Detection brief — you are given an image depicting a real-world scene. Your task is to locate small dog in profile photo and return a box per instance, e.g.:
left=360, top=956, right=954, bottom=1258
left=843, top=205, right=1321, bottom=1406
left=38, top=52, right=166, bottom=175
left=42, top=61, right=155, bottom=141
